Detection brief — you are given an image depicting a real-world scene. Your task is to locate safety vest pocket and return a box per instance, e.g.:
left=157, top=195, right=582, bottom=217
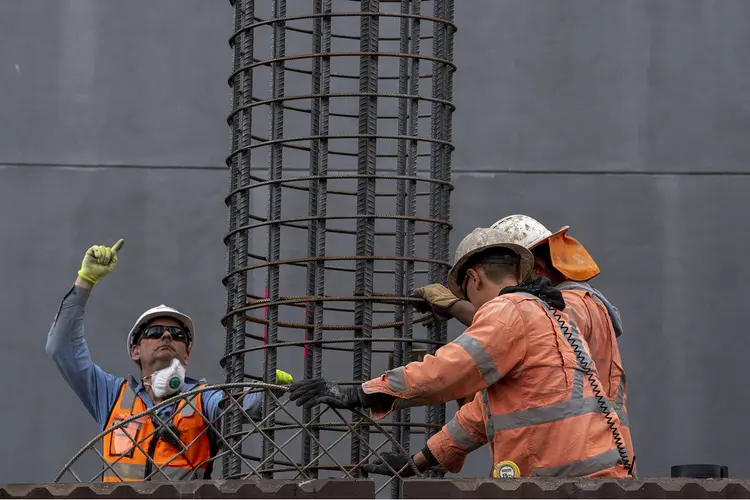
left=110, top=418, right=144, bottom=458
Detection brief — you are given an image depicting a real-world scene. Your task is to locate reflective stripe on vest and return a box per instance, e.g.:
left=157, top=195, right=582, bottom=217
left=452, top=333, right=502, bottom=386
left=121, top=384, right=136, bottom=411
left=612, top=377, right=629, bottom=427
left=387, top=366, right=407, bottom=392
left=387, top=333, right=503, bottom=393
left=531, top=448, right=622, bottom=477
left=104, top=462, right=197, bottom=481
left=446, top=416, right=483, bottom=453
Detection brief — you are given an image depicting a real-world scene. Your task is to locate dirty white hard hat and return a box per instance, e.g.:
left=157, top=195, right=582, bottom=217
left=126, top=305, right=195, bottom=356
left=447, top=227, right=535, bottom=298
left=490, top=214, right=569, bottom=250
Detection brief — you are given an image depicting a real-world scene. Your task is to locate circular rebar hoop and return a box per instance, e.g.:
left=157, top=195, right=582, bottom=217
left=53, top=383, right=428, bottom=494
left=223, top=0, right=455, bottom=494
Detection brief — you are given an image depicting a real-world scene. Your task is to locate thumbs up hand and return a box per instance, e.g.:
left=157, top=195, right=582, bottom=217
left=77, top=239, right=125, bottom=285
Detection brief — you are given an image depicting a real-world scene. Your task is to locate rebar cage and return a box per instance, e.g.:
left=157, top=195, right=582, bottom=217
left=222, top=0, right=455, bottom=495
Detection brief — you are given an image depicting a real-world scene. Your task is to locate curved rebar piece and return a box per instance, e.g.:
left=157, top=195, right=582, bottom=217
left=223, top=0, right=455, bottom=496
left=54, top=382, right=425, bottom=488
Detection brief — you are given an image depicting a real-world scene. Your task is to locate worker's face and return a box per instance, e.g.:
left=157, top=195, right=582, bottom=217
left=130, top=317, right=190, bottom=369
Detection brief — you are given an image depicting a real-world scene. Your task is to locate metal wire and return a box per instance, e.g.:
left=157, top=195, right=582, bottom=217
left=223, top=0, right=455, bottom=488
left=53, top=383, right=428, bottom=489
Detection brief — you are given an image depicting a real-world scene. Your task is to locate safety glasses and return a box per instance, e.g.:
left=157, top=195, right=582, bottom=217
left=137, top=325, right=189, bottom=344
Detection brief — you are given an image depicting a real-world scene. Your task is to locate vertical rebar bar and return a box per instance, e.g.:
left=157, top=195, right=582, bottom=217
left=261, top=0, right=287, bottom=478
left=223, top=0, right=254, bottom=478
left=303, top=0, right=323, bottom=472
left=351, top=0, right=379, bottom=475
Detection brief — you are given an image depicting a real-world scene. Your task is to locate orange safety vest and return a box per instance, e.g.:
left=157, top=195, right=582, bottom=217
left=102, top=381, right=214, bottom=482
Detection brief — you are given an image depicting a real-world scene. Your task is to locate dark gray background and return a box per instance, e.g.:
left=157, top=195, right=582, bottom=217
left=1, top=0, right=747, bottom=483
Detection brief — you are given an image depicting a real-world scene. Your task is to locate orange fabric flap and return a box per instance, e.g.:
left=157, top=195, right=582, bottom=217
left=548, top=230, right=600, bottom=281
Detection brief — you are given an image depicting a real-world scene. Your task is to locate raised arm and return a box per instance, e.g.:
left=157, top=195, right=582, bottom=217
left=45, top=240, right=127, bottom=429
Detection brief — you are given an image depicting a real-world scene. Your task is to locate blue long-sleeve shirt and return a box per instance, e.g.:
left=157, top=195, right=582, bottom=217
left=45, top=285, right=262, bottom=431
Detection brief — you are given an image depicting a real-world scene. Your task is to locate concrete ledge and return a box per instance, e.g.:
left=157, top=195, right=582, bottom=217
left=402, top=478, right=750, bottom=499
left=0, top=480, right=375, bottom=499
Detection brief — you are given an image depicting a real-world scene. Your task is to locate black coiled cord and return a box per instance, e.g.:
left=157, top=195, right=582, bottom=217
left=551, top=309, right=635, bottom=477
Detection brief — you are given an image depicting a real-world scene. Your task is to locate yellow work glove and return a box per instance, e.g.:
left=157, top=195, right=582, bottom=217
left=77, top=239, right=125, bottom=285
left=413, top=284, right=460, bottom=322
left=276, top=369, right=293, bottom=385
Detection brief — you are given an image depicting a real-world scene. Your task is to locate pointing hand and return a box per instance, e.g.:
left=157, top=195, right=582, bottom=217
left=78, top=239, right=125, bottom=285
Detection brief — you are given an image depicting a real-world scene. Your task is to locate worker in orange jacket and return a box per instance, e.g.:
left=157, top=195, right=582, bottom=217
left=289, top=227, right=631, bottom=478
left=412, top=214, right=634, bottom=470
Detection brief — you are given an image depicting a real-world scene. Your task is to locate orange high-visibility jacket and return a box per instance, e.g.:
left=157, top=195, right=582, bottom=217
left=557, top=283, right=634, bottom=466
left=102, top=382, right=213, bottom=482
left=362, top=292, right=629, bottom=477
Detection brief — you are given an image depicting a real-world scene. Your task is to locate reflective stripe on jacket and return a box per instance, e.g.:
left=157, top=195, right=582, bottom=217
left=362, top=292, right=628, bottom=477
left=102, top=382, right=213, bottom=482
left=556, top=282, right=634, bottom=466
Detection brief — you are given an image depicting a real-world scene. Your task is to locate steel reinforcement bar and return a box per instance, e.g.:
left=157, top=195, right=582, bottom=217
left=223, top=0, right=455, bottom=494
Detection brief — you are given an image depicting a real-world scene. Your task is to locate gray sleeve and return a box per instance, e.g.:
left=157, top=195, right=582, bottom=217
left=45, top=286, right=125, bottom=429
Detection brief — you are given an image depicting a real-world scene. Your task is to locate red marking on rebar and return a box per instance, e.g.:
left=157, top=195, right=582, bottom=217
left=263, top=288, right=268, bottom=353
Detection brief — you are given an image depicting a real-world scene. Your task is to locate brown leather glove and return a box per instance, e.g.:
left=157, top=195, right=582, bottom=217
left=413, top=284, right=460, bottom=322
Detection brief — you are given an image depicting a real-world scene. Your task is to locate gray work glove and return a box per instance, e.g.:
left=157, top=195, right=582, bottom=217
left=362, top=452, right=418, bottom=477
left=288, top=379, right=363, bottom=410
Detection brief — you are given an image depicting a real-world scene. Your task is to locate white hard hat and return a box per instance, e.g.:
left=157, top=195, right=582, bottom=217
left=490, top=214, right=568, bottom=250
left=447, top=227, right=534, bottom=298
left=126, top=305, right=195, bottom=356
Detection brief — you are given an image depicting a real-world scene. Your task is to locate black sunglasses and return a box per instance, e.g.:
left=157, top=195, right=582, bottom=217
left=137, top=325, right=189, bottom=344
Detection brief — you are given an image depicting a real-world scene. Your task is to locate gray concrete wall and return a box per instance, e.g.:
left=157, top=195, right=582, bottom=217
left=1, top=0, right=748, bottom=483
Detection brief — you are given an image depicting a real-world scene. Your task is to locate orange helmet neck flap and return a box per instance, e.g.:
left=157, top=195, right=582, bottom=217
left=545, top=229, right=600, bottom=282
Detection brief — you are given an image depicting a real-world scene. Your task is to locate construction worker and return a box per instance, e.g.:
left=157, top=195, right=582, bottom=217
left=288, top=227, right=631, bottom=478
left=412, top=214, right=634, bottom=468
left=45, top=239, right=294, bottom=481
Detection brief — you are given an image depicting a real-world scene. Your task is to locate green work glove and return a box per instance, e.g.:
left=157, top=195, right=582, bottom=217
left=276, top=369, right=293, bottom=385
left=77, top=239, right=125, bottom=285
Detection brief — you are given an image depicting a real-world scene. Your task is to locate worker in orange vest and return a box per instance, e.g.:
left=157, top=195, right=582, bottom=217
left=46, top=239, right=293, bottom=481
left=411, top=214, right=634, bottom=471
left=289, top=227, right=631, bottom=478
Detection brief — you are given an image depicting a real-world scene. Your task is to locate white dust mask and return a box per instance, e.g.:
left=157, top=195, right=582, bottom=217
left=148, top=358, right=185, bottom=399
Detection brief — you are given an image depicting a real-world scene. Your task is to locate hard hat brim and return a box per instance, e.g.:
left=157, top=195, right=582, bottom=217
left=527, top=225, right=570, bottom=250
left=448, top=242, right=535, bottom=298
